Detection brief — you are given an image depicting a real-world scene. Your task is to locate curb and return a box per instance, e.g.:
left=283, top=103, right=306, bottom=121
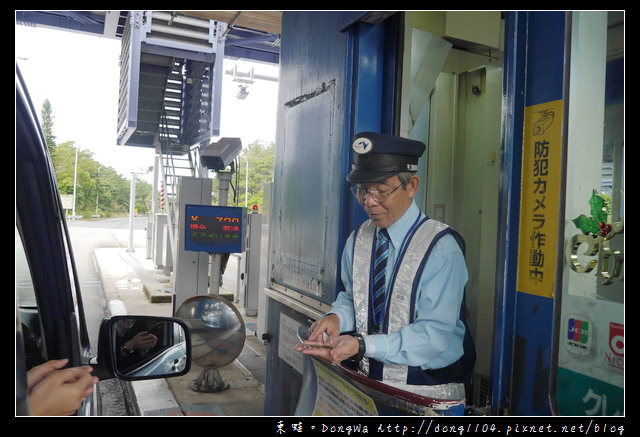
left=94, top=247, right=181, bottom=415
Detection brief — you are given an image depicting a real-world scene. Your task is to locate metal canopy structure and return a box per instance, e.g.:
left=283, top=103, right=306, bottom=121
left=15, top=11, right=281, bottom=62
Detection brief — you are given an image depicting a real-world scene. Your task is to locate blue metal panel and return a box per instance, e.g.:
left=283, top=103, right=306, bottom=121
left=342, top=16, right=403, bottom=248
left=351, top=23, right=385, bottom=133
left=270, top=11, right=352, bottom=304
left=512, top=293, right=555, bottom=414
left=605, top=58, right=624, bottom=105
left=492, top=11, right=527, bottom=415
left=525, top=12, right=568, bottom=106
left=269, top=12, right=402, bottom=302
left=493, top=11, right=568, bottom=416
left=266, top=12, right=402, bottom=415
left=344, top=21, right=386, bottom=243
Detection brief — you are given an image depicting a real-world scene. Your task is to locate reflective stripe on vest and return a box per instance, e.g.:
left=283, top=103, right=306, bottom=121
left=352, top=218, right=455, bottom=385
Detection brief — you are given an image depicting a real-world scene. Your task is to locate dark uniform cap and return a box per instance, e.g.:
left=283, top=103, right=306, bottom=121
left=347, top=131, right=426, bottom=183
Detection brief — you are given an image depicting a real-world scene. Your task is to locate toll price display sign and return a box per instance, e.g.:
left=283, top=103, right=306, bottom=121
left=184, top=204, right=246, bottom=253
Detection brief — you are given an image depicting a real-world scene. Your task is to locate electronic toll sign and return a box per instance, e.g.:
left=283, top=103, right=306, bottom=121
left=184, top=204, right=247, bottom=253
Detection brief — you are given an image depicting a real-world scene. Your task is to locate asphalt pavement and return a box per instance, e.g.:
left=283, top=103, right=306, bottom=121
left=95, top=245, right=266, bottom=416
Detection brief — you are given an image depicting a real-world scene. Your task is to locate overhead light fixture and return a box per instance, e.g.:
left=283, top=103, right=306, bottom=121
left=236, top=85, right=249, bottom=100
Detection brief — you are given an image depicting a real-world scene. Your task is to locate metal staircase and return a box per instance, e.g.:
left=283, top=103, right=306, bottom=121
left=117, top=11, right=223, bottom=151
left=116, top=11, right=225, bottom=264
left=17, top=10, right=280, bottom=269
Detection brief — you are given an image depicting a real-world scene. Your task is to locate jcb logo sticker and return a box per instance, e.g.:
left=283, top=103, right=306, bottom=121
left=564, top=315, right=591, bottom=355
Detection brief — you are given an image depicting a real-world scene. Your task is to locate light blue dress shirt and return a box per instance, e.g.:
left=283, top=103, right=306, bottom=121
left=329, top=201, right=469, bottom=371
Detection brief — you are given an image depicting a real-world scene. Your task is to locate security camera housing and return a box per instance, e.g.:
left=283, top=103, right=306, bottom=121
left=200, top=137, right=242, bottom=171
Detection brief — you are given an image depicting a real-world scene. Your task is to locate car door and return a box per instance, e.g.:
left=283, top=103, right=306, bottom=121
left=16, top=66, right=96, bottom=415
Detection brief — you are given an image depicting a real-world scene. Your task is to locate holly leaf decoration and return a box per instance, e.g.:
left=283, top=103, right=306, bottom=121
left=572, top=190, right=612, bottom=236
left=588, top=191, right=610, bottom=223
left=572, top=214, right=600, bottom=235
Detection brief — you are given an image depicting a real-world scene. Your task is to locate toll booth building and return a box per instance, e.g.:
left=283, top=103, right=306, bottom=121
left=17, top=11, right=624, bottom=418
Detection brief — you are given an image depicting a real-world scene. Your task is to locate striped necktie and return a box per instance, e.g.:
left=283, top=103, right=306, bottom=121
left=372, top=229, right=390, bottom=328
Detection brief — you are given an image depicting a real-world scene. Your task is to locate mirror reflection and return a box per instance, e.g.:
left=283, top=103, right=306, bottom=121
left=175, top=295, right=245, bottom=369
left=112, top=317, right=189, bottom=378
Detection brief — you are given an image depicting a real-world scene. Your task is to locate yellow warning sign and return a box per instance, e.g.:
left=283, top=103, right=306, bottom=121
left=312, top=360, right=378, bottom=416
left=516, top=99, right=564, bottom=298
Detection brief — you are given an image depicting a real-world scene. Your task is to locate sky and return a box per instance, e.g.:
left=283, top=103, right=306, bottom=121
left=15, top=23, right=279, bottom=182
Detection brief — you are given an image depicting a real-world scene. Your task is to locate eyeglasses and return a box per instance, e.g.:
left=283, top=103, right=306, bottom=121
left=350, top=183, right=403, bottom=203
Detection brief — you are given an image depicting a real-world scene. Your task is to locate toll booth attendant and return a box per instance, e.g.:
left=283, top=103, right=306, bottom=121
left=296, top=132, right=475, bottom=401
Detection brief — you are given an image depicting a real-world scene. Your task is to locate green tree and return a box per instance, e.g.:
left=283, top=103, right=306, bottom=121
left=40, top=99, right=56, bottom=155
left=92, top=166, right=134, bottom=216
left=52, top=141, right=96, bottom=211
left=233, top=140, right=275, bottom=212
left=42, top=102, right=152, bottom=218
left=134, top=175, right=152, bottom=214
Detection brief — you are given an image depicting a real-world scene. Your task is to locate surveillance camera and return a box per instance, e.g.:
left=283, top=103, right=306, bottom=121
left=200, top=137, right=242, bottom=171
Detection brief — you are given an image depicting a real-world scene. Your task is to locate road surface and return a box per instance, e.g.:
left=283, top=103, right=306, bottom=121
left=67, top=216, right=148, bottom=415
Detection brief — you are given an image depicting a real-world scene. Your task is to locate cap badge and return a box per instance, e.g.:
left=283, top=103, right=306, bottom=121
left=352, top=137, right=373, bottom=154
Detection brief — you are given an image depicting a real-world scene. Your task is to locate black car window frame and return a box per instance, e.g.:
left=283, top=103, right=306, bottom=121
left=16, top=67, right=92, bottom=368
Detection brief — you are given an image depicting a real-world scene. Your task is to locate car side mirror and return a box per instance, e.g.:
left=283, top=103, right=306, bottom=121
left=96, top=315, right=191, bottom=381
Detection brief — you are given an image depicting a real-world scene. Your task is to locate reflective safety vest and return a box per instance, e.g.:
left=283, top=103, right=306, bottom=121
left=351, top=217, right=475, bottom=400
